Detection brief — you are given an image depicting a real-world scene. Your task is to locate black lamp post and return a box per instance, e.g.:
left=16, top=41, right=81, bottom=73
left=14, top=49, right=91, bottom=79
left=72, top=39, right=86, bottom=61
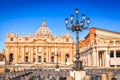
left=65, top=8, right=90, bottom=70
left=56, top=52, right=59, bottom=68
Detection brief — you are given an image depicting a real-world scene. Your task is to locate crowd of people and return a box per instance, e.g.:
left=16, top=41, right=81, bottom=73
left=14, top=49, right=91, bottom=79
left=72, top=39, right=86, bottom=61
left=0, top=68, right=119, bottom=80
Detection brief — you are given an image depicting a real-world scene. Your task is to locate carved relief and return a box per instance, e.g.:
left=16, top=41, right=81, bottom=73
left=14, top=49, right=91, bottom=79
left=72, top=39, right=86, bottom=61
left=95, top=33, right=120, bottom=46
left=96, top=29, right=120, bottom=38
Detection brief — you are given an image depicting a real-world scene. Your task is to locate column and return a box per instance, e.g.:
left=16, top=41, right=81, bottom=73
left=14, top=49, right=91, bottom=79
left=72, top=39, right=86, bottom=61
left=5, top=47, right=9, bottom=64
left=61, top=47, right=64, bottom=64
left=36, top=47, right=38, bottom=63
left=28, top=47, right=31, bottom=62
left=49, top=46, right=51, bottom=63
left=114, top=50, right=116, bottom=58
left=101, top=51, right=104, bottom=67
left=30, top=46, right=33, bottom=63
left=70, top=46, right=73, bottom=64
left=42, top=47, right=44, bottom=63
left=63, top=45, right=66, bottom=64
left=92, top=47, right=97, bottom=66
left=90, top=52, right=92, bottom=66
left=49, top=47, right=51, bottom=63
left=107, top=47, right=110, bottom=67
left=22, top=47, right=24, bottom=62
left=66, top=47, right=69, bottom=65
left=96, top=49, right=99, bottom=67
left=86, top=53, right=88, bottom=66
left=15, top=46, right=18, bottom=64
left=105, top=48, right=109, bottom=67
left=114, top=50, right=116, bottom=67
left=87, top=53, right=90, bottom=66
left=54, top=47, right=57, bottom=63
left=46, top=47, right=49, bottom=62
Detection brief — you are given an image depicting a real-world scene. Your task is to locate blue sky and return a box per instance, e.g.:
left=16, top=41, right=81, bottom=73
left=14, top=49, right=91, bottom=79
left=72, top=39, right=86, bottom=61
left=0, top=0, right=120, bottom=51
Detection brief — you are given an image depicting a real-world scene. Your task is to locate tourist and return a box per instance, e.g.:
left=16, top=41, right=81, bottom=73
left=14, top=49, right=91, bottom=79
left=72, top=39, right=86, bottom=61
left=112, top=77, right=117, bottom=80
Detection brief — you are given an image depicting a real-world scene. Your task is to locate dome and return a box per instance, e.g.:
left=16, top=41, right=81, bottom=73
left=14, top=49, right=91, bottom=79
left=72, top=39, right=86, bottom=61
left=35, top=22, right=52, bottom=36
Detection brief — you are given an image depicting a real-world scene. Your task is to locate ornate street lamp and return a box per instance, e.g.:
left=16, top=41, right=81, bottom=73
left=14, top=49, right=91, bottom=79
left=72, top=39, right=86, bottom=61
left=56, top=52, right=59, bottom=68
left=55, top=48, right=60, bottom=68
left=65, top=8, right=90, bottom=70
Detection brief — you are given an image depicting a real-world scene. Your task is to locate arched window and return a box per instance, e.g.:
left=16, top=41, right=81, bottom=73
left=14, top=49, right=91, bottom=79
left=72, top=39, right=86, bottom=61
left=65, top=54, right=69, bottom=62
left=66, top=54, right=69, bottom=57
left=25, top=56, right=28, bottom=62
left=10, top=38, right=13, bottom=41
left=51, top=56, right=54, bottom=63
left=9, top=53, right=13, bottom=64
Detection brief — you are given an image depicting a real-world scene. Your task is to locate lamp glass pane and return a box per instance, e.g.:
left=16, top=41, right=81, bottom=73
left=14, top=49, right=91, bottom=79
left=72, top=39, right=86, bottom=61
left=76, top=8, right=79, bottom=14
left=82, top=14, right=85, bottom=21
left=70, top=15, right=74, bottom=20
left=65, top=18, right=68, bottom=24
left=87, top=18, right=90, bottom=24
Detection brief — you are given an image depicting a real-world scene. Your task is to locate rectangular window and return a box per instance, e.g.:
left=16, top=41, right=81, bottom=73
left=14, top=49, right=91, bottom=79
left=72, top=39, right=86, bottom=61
left=109, top=40, right=114, bottom=45
left=116, top=50, right=120, bottom=57
left=110, top=51, right=114, bottom=58
left=115, top=40, right=120, bottom=45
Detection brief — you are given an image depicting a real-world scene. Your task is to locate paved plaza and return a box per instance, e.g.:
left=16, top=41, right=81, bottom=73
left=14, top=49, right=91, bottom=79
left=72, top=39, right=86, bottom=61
left=0, top=66, right=120, bottom=80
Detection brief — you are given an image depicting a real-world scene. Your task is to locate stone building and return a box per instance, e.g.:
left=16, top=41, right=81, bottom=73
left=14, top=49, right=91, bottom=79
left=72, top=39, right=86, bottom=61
left=80, top=27, right=120, bottom=67
left=5, top=22, right=75, bottom=65
left=3, top=22, right=120, bottom=67
left=0, top=50, right=5, bottom=65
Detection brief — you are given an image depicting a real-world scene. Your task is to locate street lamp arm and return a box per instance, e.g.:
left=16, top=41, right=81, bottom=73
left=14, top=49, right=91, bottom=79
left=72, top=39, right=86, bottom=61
left=66, top=25, right=75, bottom=31
left=82, top=26, right=89, bottom=30
left=66, top=25, right=72, bottom=30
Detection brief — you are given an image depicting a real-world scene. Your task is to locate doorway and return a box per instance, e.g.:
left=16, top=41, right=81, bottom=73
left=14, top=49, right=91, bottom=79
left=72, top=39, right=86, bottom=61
left=9, top=53, right=13, bottom=64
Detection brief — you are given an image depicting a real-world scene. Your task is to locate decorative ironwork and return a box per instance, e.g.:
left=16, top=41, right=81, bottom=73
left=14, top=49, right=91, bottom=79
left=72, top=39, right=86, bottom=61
left=65, top=8, right=90, bottom=70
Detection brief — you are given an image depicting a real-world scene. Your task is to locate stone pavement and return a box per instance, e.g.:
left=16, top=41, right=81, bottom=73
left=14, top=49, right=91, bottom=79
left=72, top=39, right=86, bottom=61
left=0, top=67, right=120, bottom=80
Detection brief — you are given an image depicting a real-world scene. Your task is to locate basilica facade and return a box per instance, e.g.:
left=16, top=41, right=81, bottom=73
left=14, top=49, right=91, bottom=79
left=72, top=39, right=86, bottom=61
left=5, top=22, right=75, bottom=65
left=3, top=22, right=120, bottom=67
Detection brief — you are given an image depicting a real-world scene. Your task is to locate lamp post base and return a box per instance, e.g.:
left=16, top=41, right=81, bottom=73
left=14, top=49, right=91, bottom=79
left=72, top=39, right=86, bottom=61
left=73, top=59, right=83, bottom=71
left=70, top=70, right=86, bottom=80
left=56, top=65, right=59, bottom=68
